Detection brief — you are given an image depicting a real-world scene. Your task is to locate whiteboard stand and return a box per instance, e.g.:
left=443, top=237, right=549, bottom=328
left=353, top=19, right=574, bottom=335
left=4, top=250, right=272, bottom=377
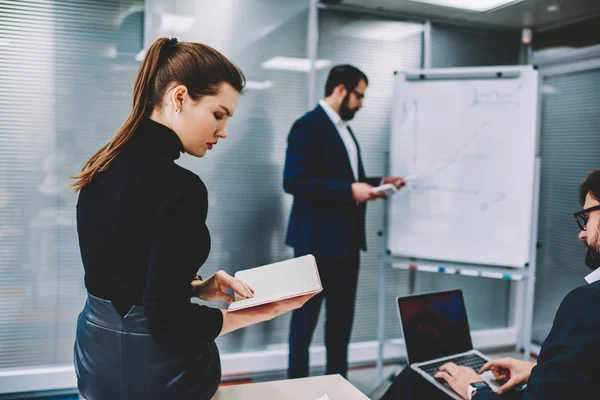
left=521, top=156, right=541, bottom=361
left=369, top=164, right=394, bottom=397
left=369, top=67, right=541, bottom=395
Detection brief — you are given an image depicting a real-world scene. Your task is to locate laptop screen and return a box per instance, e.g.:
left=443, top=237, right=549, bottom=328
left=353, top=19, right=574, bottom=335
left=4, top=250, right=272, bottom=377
left=397, top=290, right=473, bottom=364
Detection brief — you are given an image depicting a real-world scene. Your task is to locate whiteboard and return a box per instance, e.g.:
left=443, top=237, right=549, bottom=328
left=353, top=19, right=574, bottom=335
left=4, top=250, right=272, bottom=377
left=388, top=66, right=538, bottom=268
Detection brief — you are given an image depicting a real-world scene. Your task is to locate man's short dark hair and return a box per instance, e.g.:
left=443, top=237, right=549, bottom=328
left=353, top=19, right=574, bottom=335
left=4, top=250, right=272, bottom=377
left=324, top=65, right=368, bottom=97
left=579, top=170, right=600, bottom=205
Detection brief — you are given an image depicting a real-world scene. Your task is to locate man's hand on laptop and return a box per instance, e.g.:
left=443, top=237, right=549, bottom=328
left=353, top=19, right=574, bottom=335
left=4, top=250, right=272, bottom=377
left=479, top=357, right=536, bottom=394
left=434, top=362, right=480, bottom=399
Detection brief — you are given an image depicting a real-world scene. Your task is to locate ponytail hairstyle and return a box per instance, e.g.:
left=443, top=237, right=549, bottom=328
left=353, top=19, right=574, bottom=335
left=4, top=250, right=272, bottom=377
left=72, top=37, right=245, bottom=191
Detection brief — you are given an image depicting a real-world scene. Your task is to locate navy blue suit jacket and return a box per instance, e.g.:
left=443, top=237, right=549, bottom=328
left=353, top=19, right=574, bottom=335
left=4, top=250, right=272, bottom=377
left=283, top=105, right=380, bottom=258
left=475, top=280, right=600, bottom=399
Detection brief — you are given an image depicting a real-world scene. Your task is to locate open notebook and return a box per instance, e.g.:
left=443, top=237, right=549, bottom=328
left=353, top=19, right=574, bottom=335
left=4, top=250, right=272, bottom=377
left=228, top=255, right=322, bottom=312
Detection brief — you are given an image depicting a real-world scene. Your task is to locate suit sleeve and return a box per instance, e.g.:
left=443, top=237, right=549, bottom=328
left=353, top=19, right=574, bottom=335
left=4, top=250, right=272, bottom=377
left=283, top=119, right=356, bottom=206
left=474, top=285, right=600, bottom=400
left=142, top=177, right=223, bottom=344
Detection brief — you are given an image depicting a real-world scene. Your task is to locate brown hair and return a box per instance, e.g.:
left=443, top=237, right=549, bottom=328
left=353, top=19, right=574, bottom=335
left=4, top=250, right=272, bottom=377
left=580, top=170, right=600, bottom=205
left=325, top=64, right=368, bottom=97
left=72, top=37, right=245, bottom=191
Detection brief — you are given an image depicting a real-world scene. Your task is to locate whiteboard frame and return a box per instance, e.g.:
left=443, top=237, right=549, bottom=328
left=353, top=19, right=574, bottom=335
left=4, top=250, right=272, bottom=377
left=387, top=65, right=539, bottom=268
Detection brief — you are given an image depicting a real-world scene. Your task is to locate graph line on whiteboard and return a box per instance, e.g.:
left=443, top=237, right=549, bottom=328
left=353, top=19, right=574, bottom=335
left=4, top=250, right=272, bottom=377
left=410, top=184, right=506, bottom=211
left=471, top=84, right=522, bottom=107
left=481, top=192, right=506, bottom=211
left=411, top=120, right=490, bottom=180
left=404, top=120, right=506, bottom=211
left=396, top=100, right=418, bottom=128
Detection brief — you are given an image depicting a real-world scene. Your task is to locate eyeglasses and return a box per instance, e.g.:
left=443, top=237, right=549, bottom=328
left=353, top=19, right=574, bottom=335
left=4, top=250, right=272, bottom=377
left=573, top=205, right=600, bottom=231
left=352, top=89, right=365, bottom=100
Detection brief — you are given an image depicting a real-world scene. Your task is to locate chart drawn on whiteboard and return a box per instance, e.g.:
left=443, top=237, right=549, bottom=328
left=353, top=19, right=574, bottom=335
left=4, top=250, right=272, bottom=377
left=471, top=84, right=522, bottom=107
left=397, top=102, right=492, bottom=185
left=396, top=100, right=419, bottom=128
left=411, top=120, right=490, bottom=180
left=404, top=119, right=506, bottom=211
left=410, top=183, right=506, bottom=212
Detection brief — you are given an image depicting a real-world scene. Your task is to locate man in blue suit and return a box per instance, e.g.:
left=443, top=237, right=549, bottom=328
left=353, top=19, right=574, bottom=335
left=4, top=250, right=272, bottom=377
left=283, top=65, right=405, bottom=379
left=380, top=170, right=600, bottom=399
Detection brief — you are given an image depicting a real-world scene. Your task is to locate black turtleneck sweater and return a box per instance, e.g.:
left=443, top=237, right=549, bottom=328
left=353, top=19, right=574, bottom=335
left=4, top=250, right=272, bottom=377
left=76, top=119, right=223, bottom=344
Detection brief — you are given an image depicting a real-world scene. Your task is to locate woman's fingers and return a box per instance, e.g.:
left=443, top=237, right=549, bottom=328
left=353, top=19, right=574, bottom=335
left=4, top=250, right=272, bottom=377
left=214, top=270, right=254, bottom=298
left=231, top=279, right=254, bottom=299
left=239, top=279, right=254, bottom=295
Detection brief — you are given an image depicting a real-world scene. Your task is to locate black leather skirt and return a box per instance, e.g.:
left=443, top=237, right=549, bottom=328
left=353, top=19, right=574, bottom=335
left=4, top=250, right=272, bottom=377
left=74, top=294, right=221, bottom=400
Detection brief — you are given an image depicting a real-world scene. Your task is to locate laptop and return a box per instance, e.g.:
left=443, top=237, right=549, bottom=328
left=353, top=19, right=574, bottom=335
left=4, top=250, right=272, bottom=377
left=397, top=289, right=502, bottom=399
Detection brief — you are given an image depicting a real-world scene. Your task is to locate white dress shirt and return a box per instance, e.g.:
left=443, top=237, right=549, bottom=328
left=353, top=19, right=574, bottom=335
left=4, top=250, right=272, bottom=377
left=319, top=99, right=359, bottom=182
left=585, top=265, right=600, bottom=284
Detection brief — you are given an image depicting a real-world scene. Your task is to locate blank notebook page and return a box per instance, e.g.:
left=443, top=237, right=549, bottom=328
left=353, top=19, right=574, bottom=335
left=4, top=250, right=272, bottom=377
left=229, top=255, right=321, bottom=311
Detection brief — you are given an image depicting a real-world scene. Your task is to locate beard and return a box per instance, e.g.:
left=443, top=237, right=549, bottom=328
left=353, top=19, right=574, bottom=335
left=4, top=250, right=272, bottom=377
left=585, top=242, right=600, bottom=271
left=584, top=220, right=600, bottom=270
left=339, top=93, right=359, bottom=121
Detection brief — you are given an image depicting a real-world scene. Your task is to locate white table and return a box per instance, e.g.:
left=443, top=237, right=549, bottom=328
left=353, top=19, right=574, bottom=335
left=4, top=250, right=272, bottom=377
left=211, top=374, right=369, bottom=400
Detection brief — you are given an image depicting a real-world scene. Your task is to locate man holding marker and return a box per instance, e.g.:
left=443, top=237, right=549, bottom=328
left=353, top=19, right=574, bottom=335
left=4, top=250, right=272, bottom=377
left=283, top=64, right=406, bottom=379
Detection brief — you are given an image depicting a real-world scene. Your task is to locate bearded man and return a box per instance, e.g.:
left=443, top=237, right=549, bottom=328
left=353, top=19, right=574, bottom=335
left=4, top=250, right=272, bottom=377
left=283, top=64, right=405, bottom=379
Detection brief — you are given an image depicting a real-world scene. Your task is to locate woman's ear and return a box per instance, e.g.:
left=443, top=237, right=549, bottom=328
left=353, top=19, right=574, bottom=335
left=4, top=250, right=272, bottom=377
left=170, top=85, right=188, bottom=112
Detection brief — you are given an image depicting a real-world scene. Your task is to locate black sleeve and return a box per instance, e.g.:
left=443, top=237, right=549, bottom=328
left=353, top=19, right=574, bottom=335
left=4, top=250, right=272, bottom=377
left=142, top=176, right=223, bottom=344
left=474, top=284, right=600, bottom=400
left=471, top=388, right=502, bottom=400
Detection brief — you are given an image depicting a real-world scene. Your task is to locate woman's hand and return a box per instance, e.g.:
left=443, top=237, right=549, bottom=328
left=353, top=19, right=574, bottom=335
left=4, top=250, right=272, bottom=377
left=234, top=292, right=317, bottom=322
left=260, top=292, right=316, bottom=319
left=192, top=270, right=254, bottom=304
left=218, top=292, right=318, bottom=336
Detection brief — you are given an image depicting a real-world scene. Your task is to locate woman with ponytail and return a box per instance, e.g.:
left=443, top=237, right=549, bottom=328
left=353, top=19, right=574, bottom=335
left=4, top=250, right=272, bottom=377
left=73, top=38, right=314, bottom=400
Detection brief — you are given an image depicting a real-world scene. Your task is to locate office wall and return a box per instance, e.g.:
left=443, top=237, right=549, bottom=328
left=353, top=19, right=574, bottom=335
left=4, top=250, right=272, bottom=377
left=0, top=0, right=144, bottom=369
left=431, top=23, right=521, bottom=68
left=534, top=15, right=600, bottom=50
left=533, top=62, right=600, bottom=344
left=529, top=16, right=600, bottom=345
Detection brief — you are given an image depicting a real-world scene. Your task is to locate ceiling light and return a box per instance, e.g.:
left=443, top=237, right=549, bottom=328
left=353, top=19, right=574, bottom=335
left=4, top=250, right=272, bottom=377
left=261, top=57, right=332, bottom=72
left=409, top=0, right=524, bottom=12
left=103, top=45, right=118, bottom=59
left=547, top=5, right=560, bottom=12
left=337, top=21, right=424, bottom=41
left=245, top=80, right=275, bottom=90
left=134, top=49, right=146, bottom=62
left=158, top=13, right=196, bottom=33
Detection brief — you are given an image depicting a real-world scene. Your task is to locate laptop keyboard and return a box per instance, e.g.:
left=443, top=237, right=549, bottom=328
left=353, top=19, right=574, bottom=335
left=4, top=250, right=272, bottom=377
left=420, top=353, right=488, bottom=377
